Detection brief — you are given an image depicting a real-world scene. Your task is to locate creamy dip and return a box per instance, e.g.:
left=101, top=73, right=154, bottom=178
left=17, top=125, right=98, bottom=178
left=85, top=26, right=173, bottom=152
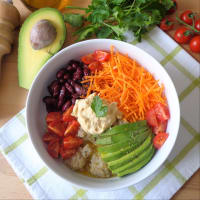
left=72, top=93, right=122, bottom=135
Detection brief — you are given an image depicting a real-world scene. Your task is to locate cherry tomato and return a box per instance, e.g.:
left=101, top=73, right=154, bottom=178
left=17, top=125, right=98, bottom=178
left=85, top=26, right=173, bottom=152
left=174, top=27, right=192, bottom=44
left=180, top=10, right=194, bottom=25
left=63, top=136, right=83, bottom=149
left=152, top=121, right=168, bottom=135
left=62, top=105, right=76, bottom=123
left=46, top=112, right=62, bottom=124
left=153, top=132, right=169, bottom=149
left=195, top=19, right=200, bottom=31
left=88, top=61, right=102, bottom=72
left=64, top=120, right=80, bottom=136
left=60, top=147, right=77, bottom=159
left=146, top=108, right=158, bottom=127
left=167, top=0, right=177, bottom=15
left=48, top=121, right=66, bottom=137
left=154, top=103, right=170, bottom=122
left=160, top=18, right=174, bottom=31
left=47, top=139, right=60, bottom=158
left=81, top=53, right=95, bottom=64
left=93, top=50, right=110, bottom=62
left=43, top=132, right=59, bottom=143
left=189, top=36, right=200, bottom=53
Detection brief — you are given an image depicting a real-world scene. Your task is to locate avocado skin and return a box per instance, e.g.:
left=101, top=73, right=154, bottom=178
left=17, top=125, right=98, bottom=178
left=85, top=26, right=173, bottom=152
left=117, top=146, right=155, bottom=177
left=107, top=134, right=152, bottom=169
left=101, top=130, right=150, bottom=162
left=18, top=8, right=66, bottom=89
left=112, top=144, right=154, bottom=174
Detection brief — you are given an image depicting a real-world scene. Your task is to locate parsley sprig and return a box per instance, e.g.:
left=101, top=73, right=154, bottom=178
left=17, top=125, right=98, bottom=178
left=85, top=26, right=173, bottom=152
left=91, top=96, right=108, bottom=118
left=64, top=0, right=174, bottom=42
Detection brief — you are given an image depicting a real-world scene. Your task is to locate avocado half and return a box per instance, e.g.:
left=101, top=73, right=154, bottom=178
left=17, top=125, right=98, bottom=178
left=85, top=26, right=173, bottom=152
left=18, top=8, right=66, bottom=89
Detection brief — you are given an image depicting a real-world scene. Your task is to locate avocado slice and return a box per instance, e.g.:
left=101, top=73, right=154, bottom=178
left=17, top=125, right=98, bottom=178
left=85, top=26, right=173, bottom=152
left=18, top=8, right=66, bottom=89
left=99, top=120, right=147, bottom=137
left=107, top=134, right=152, bottom=169
left=101, top=130, right=150, bottom=162
left=112, top=144, right=154, bottom=174
left=98, top=130, right=151, bottom=153
left=96, top=127, right=149, bottom=145
left=117, top=146, right=155, bottom=177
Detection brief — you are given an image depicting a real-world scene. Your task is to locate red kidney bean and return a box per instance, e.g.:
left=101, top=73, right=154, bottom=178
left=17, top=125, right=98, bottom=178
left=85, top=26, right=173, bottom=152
left=56, top=68, right=66, bottom=79
left=62, top=100, right=72, bottom=112
left=59, top=78, right=66, bottom=84
left=43, top=96, right=58, bottom=112
left=48, top=80, right=59, bottom=96
left=71, top=98, right=76, bottom=105
left=83, top=67, right=90, bottom=77
left=73, top=67, right=83, bottom=81
left=63, top=73, right=70, bottom=80
left=74, top=83, right=85, bottom=96
left=58, top=86, right=66, bottom=108
left=65, top=82, right=74, bottom=94
left=72, top=93, right=79, bottom=99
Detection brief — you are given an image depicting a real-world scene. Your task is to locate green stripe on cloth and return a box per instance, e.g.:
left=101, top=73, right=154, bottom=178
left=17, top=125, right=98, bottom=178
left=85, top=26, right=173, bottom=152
left=128, top=186, right=139, bottom=195
left=179, top=78, right=200, bottom=102
left=27, top=167, right=48, bottom=186
left=16, top=113, right=26, bottom=127
left=181, top=117, right=200, bottom=137
left=144, top=35, right=199, bottom=88
left=160, top=46, right=181, bottom=66
left=165, top=161, right=186, bottom=184
left=69, top=188, right=88, bottom=200
left=4, top=134, right=28, bottom=154
left=134, top=136, right=200, bottom=199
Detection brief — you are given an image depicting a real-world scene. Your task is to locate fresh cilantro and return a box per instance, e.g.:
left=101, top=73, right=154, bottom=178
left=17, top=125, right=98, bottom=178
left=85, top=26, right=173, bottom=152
left=65, top=0, right=174, bottom=42
left=91, top=96, right=108, bottom=117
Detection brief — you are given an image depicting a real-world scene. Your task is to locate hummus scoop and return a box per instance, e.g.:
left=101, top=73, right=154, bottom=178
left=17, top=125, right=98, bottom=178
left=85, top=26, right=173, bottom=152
left=72, top=93, right=122, bottom=135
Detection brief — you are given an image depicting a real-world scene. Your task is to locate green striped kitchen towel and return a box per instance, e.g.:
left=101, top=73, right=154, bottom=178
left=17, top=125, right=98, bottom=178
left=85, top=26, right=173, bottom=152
left=0, top=27, right=199, bottom=200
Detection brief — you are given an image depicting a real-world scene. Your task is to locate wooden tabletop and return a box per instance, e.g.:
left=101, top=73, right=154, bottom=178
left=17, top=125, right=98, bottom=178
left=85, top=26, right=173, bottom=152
left=0, top=0, right=199, bottom=199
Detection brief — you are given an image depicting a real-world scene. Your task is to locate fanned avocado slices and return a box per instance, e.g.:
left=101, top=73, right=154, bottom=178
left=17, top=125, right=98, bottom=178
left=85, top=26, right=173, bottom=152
left=96, top=120, right=155, bottom=177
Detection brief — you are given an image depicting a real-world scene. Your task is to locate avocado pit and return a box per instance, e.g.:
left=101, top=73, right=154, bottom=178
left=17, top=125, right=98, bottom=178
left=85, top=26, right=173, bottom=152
left=30, top=19, right=57, bottom=50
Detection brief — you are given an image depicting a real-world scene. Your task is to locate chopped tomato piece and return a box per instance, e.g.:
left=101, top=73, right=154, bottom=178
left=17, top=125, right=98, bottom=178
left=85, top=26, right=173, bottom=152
left=64, top=120, right=80, bottom=136
left=60, top=147, right=77, bottom=159
left=93, top=50, right=110, bottom=62
left=146, top=108, right=158, bottom=127
left=47, top=139, right=60, bottom=158
left=48, top=121, right=66, bottom=137
left=63, top=136, right=83, bottom=149
left=152, top=120, right=168, bottom=135
left=81, top=53, right=95, bottom=64
left=46, top=112, right=62, bottom=123
left=154, top=103, right=170, bottom=122
left=43, top=132, right=59, bottom=143
left=88, top=61, right=102, bottom=72
left=62, top=106, right=76, bottom=122
left=153, top=132, right=168, bottom=149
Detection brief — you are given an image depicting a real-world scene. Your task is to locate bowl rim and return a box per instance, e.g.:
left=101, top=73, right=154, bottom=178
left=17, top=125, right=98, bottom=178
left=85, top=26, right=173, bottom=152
left=26, top=38, right=180, bottom=191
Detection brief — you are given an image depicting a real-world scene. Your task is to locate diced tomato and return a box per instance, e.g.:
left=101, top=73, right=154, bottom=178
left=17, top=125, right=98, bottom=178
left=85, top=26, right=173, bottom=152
left=154, top=103, right=170, bottom=122
left=93, top=50, right=110, bottom=62
left=47, top=139, right=60, bottom=158
left=146, top=108, right=158, bottom=127
left=62, top=106, right=76, bottom=123
left=48, top=121, right=66, bottom=137
left=63, top=136, right=83, bottom=149
left=81, top=53, right=95, bottom=64
left=152, top=120, right=168, bottom=135
left=60, top=146, right=77, bottom=159
left=43, top=132, right=59, bottom=143
left=153, top=132, right=169, bottom=149
left=64, top=120, right=80, bottom=136
left=88, top=61, right=102, bottom=72
left=46, top=112, right=62, bottom=123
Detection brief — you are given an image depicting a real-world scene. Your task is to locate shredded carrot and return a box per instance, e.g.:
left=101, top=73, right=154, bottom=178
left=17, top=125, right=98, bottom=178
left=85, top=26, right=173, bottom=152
left=83, top=46, right=166, bottom=122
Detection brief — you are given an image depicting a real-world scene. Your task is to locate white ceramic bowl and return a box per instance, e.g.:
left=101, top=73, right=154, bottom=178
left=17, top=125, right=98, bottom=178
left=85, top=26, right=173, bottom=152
left=26, top=39, right=180, bottom=191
